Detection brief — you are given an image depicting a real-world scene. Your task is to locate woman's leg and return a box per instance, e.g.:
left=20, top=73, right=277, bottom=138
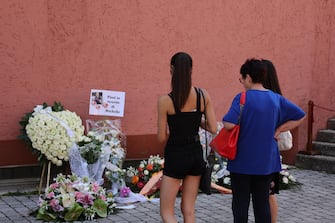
left=180, top=175, right=201, bottom=223
left=251, top=175, right=271, bottom=223
left=160, top=175, right=181, bottom=223
left=230, top=173, right=251, bottom=223
left=269, top=194, right=278, bottom=223
left=269, top=172, right=280, bottom=223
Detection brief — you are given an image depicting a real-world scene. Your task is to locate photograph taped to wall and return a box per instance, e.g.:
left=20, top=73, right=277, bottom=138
left=89, top=89, right=125, bottom=117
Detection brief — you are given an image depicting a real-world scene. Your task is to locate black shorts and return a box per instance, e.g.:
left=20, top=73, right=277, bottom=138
left=270, top=172, right=280, bottom=195
left=163, top=142, right=205, bottom=179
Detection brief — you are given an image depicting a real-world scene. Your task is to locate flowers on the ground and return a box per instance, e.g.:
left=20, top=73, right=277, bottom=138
left=36, top=174, right=116, bottom=222
left=119, top=186, right=131, bottom=197
left=279, top=164, right=299, bottom=189
left=124, top=155, right=164, bottom=195
left=211, top=156, right=300, bottom=190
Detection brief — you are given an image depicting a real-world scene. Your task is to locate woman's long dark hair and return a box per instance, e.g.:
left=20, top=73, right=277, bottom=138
left=262, top=59, right=282, bottom=95
left=170, top=52, right=193, bottom=110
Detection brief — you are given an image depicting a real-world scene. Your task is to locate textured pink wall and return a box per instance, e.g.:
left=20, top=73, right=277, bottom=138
left=1, top=1, right=335, bottom=164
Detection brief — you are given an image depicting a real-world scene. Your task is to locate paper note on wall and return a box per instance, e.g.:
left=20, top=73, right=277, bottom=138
left=89, top=89, right=125, bottom=117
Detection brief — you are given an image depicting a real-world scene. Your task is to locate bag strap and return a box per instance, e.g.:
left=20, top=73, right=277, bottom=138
left=237, top=91, right=246, bottom=125
left=199, top=88, right=210, bottom=162
left=194, top=87, right=201, bottom=113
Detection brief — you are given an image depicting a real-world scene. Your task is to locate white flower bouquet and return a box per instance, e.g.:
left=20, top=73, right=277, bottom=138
left=279, top=164, right=299, bottom=189
left=69, top=133, right=112, bottom=185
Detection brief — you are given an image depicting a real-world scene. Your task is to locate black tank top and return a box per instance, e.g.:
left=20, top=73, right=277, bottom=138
left=167, top=87, right=203, bottom=145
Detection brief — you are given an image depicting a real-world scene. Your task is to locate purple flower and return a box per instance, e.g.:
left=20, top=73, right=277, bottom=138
left=120, top=186, right=131, bottom=197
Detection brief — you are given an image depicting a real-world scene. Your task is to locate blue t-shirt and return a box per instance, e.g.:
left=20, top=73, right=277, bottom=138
left=223, top=90, right=305, bottom=175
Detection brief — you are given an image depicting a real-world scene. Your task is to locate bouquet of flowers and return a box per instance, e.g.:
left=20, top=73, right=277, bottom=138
left=69, top=132, right=113, bottom=185
left=105, top=145, right=126, bottom=190
left=19, top=102, right=85, bottom=166
left=77, top=136, right=103, bottom=165
left=85, top=119, right=127, bottom=195
left=36, top=174, right=116, bottom=222
left=124, top=155, right=164, bottom=196
left=279, top=164, right=299, bottom=189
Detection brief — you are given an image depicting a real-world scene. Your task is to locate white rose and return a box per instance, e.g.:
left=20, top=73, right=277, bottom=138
left=213, top=164, right=220, bottom=171
left=282, top=176, right=289, bottom=184
left=223, top=177, right=231, bottom=185
left=288, top=175, right=296, bottom=182
left=56, top=160, right=62, bottom=166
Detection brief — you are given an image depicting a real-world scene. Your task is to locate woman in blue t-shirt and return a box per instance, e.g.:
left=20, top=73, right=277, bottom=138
left=223, top=59, right=305, bottom=222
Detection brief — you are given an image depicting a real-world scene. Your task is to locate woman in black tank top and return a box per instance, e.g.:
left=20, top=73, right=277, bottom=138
left=157, top=52, right=217, bottom=223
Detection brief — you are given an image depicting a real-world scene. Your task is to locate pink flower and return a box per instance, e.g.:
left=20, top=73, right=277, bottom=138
left=75, top=191, right=83, bottom=199
left=76, top=192, right=94, bottom=208
left=49, top=183, right=59, bottom=189
left=46, top=192, right=55, bottom=199
left=99, top=195, right=106, bottom=201
left=50, top=199, right=64, bottom=212
left=91, top=182, right=100, bottom=193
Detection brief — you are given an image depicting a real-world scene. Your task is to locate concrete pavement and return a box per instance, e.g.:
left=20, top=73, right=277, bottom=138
left=0, top=167, right=334, bottom=222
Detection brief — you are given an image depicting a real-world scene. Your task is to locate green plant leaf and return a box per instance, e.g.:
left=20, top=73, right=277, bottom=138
left=36, top=207, right=57, bottom=221
left=93, top=199, right=107, bottom=218
left=64, top=202, right=84, bottom=221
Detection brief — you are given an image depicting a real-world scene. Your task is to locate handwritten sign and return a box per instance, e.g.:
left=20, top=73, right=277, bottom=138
left=89, top=89, right=125, bottom=117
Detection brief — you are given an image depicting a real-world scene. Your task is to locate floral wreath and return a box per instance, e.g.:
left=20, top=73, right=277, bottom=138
left=19, top=102, right=85, bottom=166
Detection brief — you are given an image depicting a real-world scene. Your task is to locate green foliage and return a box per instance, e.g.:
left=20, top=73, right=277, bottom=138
left=77, top=138, right=103, bottom=164
left=64, top=202, right=84, bottom=222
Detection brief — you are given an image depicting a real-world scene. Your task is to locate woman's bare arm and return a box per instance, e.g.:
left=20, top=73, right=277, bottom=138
left=274, top=116, right=306, bottom=138
left=200, top=89, right=218, bottom=134
left=157, top=95, right=169, bottom=143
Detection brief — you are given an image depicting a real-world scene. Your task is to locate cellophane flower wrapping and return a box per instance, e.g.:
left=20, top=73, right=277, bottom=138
left=86, top=119, right=127, bottom=195
left=70, top=132, right=114, bottom=185
left=25, top=105, right=85, bottom=166
left=36, top=173, right=116, bottom=222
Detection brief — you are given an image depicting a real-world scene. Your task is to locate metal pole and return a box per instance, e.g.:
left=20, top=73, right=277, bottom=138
left=299, top=100, right=319, bottom=155
left=306, top=100, right=314, bottom=153
left=38, top=162, right=46, bottom=194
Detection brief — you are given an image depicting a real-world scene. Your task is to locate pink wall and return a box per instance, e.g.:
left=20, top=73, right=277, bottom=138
left=1, top=1, right=335, bottom=165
